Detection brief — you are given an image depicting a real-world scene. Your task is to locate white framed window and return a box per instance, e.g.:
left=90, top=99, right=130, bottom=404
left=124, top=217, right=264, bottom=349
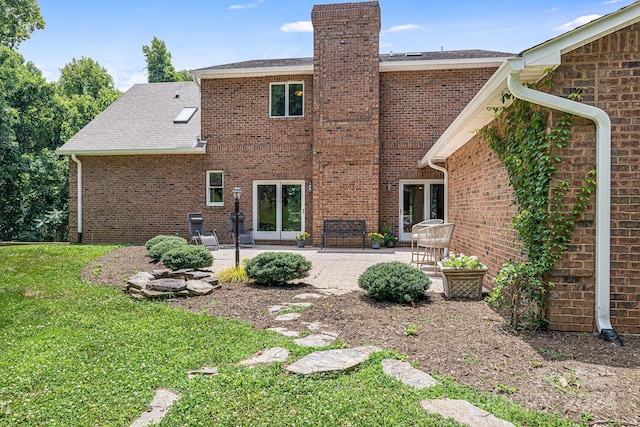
left=270, top=82, right=304, bottom=118
left=206, top=171, right=224, bottom=206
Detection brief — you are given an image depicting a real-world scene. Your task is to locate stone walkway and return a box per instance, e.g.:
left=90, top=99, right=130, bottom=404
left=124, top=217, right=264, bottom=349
left=131, top=246, right=512, bottom=426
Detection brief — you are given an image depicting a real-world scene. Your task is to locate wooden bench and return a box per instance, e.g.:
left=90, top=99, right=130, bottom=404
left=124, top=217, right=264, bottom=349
left=321, top=219, right=366, bottom=249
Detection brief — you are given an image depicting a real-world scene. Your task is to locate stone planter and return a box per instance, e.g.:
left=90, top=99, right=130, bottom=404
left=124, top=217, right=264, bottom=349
left=297, top=240, right=306, bottom=248
left=371, top=242, right=381, bottom=249
left=438, top=263, right=488, bottom=299
left=385, top=240, right=396, bottom=248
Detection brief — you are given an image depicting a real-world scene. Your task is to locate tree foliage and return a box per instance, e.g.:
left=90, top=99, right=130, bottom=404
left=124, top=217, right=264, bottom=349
left=142, top=36, right=191, bottom=83
left=0, top=0, right=45, bottom=48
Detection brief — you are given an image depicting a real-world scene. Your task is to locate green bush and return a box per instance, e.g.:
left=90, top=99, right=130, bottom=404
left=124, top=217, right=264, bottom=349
left=145, top=235, right=185, bottom=250
left=147, top=237, right=188, bottom=261
left=245, top=252, right=311, bottom=285
left=160, top=245, right=213, bottom=270
left=358, top=262, right=430, bottom=304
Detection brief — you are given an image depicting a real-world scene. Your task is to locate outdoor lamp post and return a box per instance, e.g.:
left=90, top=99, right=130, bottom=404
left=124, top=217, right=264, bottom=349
left=232, top=187, right=242, bottom=268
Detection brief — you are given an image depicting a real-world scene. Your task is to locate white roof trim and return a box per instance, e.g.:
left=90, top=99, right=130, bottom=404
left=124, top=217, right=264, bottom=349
left=193, top=65, right=314, bottom=79
left=56, top=147, right=207, bottom=156
left=420, top=1, right=640, bottom=166
left=380, top=57, right=512, bottom=72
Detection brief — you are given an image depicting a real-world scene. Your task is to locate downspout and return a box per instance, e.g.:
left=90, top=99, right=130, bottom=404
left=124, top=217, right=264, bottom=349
left=507, top=69, right=622, bottom=345
left=71, top=154, right=83, bottom=244
left=427, top=158, right=448, bottom=223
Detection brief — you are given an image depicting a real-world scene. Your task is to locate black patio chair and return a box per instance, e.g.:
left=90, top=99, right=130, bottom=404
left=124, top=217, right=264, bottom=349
left=188, top=212, right=220, bottom=251
left=230, top=212, right=254, bottom=247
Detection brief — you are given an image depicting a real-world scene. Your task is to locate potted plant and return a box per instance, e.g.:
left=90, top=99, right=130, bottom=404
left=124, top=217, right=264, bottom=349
left=381, top=225, right=398, bottom=248
left=368, top=232, right=385, bottom=249
left=295, top=231, right=310, bottom=248
left=438, top=252, right=488, bottom=299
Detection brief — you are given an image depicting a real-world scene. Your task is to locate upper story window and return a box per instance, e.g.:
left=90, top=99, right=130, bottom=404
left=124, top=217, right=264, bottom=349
left=206, top=171, right=224, bottom=206
left=270, top=82, right=304, bottom=118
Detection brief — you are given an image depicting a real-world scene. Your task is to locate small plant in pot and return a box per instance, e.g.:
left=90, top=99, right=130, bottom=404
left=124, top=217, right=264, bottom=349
left=438, top=252, right=488, bottom=299
left=295, top=231, right=310, bottom=248
left=368, top=232, right=385, bottom=249
left=381, top=224, right=398, bottom=248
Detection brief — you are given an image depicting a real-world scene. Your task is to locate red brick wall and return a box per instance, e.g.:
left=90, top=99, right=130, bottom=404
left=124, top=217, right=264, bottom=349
left=379, top=68, right=498, bottom=233
left=448, top=23, right=640, bottom=333
left=311, top=1, right=381, bottom=245
left=547, top=22, right=640, bottom=333
left=447, top=133, right=520, bottom=287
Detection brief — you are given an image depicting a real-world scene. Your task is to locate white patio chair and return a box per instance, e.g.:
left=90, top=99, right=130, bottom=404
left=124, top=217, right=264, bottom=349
left=415, top=223, right=455, bottom=271
left=410, top=219, right=444, bottom=263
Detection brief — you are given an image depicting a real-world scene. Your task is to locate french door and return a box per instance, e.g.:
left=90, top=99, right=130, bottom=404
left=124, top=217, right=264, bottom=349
left=398, top=180, right=444, bottom=241
left=253, top=181, right=305, bottom=240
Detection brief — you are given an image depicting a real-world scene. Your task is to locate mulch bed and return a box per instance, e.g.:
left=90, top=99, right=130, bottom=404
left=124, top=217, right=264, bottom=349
left=83, top=246, right=640, bottom=425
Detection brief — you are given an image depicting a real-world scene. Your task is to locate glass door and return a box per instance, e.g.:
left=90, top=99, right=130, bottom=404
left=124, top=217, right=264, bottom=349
left=398, top=180, right=444, bottom=241
left=253, top=181, right=304, bottom=240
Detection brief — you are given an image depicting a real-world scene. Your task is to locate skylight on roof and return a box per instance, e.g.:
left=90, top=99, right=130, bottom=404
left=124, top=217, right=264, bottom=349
left=174, top=107, right=197, bottom=123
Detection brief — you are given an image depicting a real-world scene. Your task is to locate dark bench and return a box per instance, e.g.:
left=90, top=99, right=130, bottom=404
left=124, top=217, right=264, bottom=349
left=321, top=219, right=366, bottom=249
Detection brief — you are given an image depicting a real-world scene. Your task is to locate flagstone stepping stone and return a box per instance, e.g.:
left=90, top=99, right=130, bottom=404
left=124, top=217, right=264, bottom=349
left=127, top=272, right=155, bottom=289
left=146, top=278, right=187, bottom=292
left=238, top=347, right=290, bottom=367
left=381, top=359, right=439, bottom=390
left=186, top=280, right=216, bottom=296
left=268, top=327, right=300, bottom=337
left=185, top=270, right=212, bottom=280
left=420, top=399, right=515, bottom=427
left=188, top=367, right=218, bottom=378
left=268, top=302, right=313, bottom=314
left=130, top=388, right=180, bottom=427
left=293, top=293, right=326, bottom=300
left=302, top=321, right=326, bottom=331
left=275, top=313, right=302, bottom=321
left=152, top=268, right=172, bottom=278
left=294, top=333, right=339, bottom=348
left=286, top=346, right=381, bottom=375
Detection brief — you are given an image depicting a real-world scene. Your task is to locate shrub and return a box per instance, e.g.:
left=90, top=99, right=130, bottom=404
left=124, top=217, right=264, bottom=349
left=358, top=262, right=430, bottom=304
left=160, top=245, right=213, bottom=270
left=216, top=266, right=249, bottom=284
left=245, top=252, right=311, bottom=285
left=145, top=235, right=185, bottom=250
left=147, top=237, right=188, bottom=261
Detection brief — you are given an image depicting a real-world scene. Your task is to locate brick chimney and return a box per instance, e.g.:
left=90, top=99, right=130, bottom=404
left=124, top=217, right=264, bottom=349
left=311, top=1, right=381, bottom=243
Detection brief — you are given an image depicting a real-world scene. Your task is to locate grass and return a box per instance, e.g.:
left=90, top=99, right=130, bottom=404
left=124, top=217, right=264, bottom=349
left=0, top=245, right=588, bottom=426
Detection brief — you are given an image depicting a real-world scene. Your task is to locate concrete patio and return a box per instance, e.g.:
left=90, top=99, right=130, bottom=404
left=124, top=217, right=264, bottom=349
left=205, top=245, right=444, bottom=294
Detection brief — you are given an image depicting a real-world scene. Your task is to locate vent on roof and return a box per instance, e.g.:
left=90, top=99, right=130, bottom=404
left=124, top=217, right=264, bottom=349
left=405, top=52, right=423, bottom=57
left=174, top=107, right=197, bottom=123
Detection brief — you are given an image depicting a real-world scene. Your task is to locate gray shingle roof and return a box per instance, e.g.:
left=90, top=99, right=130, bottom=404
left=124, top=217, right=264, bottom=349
left=56, top=81, right=203, bottom=155
left=191, top=49, right=514, bottom=73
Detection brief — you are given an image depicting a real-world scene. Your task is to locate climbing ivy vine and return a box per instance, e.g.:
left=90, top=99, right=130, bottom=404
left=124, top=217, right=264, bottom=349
left=479, top=80, right=596, bottom=331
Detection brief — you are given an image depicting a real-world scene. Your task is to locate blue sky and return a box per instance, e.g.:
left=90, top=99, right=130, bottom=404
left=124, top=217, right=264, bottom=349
left=18, top=0, right=636, bottom=91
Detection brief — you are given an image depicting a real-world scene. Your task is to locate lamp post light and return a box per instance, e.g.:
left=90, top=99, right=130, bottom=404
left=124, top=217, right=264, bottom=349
left=232, top=187, right=242, bottom=268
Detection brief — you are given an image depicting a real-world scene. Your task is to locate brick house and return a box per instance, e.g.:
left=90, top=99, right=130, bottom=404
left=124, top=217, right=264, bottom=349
left=57, top=1, right=639, bottom=335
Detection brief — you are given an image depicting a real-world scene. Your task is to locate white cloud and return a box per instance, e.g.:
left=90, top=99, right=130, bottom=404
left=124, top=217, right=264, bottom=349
left=604, top=0, right=624, bottom=4
left=112, top=69, right=147, bottom=92
left=384, top=24, right=421, bottom=33
left=33, top=64, right=58, bottom=82
left=553, top=14, right=601, bottom=32
left=228, top=0, right=264, bottom=10
left=280, top=21, right=313, bottom=33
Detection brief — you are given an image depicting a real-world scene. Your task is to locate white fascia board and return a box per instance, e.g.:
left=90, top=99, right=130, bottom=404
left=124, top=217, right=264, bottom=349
left=380, top=57, right=512, bottom=72
left=523, top=1, right=640, bottom=67
left=192, top=65, right=313, bottom=79
left=55, top=147, right=206, bottom=156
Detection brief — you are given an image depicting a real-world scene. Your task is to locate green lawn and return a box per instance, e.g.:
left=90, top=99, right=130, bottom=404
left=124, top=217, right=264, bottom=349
left=0, top=245, right=583, bottom=426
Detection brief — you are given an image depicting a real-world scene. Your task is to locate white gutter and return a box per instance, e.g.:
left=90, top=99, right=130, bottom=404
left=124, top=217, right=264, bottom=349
left=427, top=158, right=448, bottom=223
left=71, top=154, right=83, bottom=244
left=507, top=60, right=622, bottom=345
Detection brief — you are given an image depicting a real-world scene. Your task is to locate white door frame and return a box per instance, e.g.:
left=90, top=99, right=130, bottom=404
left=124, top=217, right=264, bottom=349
left=253, top=180, right=305, bottom=240
left=398, top=179, right=444, bottom=241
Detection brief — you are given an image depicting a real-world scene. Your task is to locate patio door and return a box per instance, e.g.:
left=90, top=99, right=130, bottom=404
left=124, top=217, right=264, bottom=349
left=253, top=181, right=305, bottom=240
left=398, top=180, right=444, bottom=241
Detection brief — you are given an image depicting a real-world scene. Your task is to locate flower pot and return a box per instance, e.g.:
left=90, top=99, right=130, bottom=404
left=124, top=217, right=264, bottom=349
left=297, top=240, right=306, bottom=248
left=371, top=242, right=381, bottom=249
left=438, top=263, right=488, bottom=299
left=385, top=240, right=396, bottom=248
